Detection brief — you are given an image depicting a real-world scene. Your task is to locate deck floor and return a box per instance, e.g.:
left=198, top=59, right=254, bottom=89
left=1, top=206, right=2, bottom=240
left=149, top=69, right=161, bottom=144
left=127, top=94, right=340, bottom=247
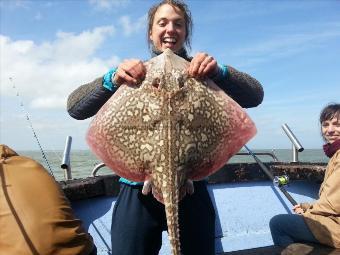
left=221, top=244, right=340, bottom=255
left=71, top=180, right=329, bottom=254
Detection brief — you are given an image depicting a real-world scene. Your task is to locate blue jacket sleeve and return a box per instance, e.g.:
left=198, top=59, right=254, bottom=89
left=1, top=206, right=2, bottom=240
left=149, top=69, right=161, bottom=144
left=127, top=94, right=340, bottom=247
left=211, top=65, right=264, bottom=108
left=67, top=76, right=114, bottom=120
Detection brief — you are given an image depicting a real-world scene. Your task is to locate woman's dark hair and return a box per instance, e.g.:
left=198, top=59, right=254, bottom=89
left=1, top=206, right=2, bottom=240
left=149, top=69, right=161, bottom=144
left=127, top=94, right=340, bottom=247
left=147, top=0, right=193, bottom=51
left=319, top=103, right=340, bottom=124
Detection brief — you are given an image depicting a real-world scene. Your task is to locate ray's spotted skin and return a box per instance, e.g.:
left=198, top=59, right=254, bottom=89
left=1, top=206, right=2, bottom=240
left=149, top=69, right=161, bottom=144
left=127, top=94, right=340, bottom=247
left=86, top=49, right=257, bottom=255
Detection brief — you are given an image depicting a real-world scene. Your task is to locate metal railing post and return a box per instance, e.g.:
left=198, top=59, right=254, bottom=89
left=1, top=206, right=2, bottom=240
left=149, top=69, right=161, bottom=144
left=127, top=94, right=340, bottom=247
left=282, top=124, right=304, bottom=162
left=61, top=136, right=72, bottom=180
left=292, top=143, right=299, bottom=162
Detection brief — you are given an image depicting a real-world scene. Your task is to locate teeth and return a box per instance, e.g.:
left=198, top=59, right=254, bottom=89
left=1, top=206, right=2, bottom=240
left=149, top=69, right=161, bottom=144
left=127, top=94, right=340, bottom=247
left=163, top=37, right=176, bottom=43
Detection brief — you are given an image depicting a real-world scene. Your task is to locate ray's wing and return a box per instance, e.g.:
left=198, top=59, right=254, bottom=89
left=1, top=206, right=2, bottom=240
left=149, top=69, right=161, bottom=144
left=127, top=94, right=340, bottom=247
left=86, top=84, right=167, bottom=182
left=180, top=78, right=257, bottom=180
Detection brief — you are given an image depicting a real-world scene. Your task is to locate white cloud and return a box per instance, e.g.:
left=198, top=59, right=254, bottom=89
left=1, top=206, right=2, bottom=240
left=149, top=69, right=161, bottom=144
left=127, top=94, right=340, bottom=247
left=89, top=0, right=129, bottom=10
left=0, top=26, right=120, bottom=110
left=119, top=14, right=147, bottom=36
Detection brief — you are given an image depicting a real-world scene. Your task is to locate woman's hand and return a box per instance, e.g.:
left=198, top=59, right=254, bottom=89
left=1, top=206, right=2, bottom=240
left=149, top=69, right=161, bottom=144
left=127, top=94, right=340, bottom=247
left=113, top=59, right=146, bottom=86
left=293, top=204, right=305, bottom=215
left=188, top=52, right=218, bottom=79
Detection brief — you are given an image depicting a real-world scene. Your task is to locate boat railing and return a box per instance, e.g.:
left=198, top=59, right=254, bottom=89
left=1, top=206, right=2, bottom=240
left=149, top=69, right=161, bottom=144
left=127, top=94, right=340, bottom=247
left=91, top=162, right=110, bottom=177
left=282, top=123, right=304, bottom=162
left=235, top=151, right=279, bottom=162
left=90, top=151, right=280, bottom=177
left=61, top=136, right=72, bottom=180
left=61, top=137, right=280, bottom=180
left=61, top=124, right=302, bottom=180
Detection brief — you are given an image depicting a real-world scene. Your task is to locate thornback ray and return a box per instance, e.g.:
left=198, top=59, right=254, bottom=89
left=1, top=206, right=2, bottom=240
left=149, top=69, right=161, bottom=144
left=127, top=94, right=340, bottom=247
left=86, top=48, right=257, bottom=255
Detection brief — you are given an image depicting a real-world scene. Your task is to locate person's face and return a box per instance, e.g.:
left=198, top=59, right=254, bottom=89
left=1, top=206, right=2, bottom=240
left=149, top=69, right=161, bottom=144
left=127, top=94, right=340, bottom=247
left=322, top=116, right=340, bottom=144
left=149, top=4, right=186, bottom=53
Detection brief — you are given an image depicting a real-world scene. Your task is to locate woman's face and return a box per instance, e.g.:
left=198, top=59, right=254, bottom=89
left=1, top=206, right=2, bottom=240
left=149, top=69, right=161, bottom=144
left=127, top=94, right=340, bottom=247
left=322, top=116, right=340, bottom=144
left=149, top=4, right=186, bottom=53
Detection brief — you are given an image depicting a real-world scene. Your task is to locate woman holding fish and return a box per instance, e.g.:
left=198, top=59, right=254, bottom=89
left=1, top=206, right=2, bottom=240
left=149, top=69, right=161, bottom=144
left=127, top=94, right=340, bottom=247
left=67, top=1, right=263, bottom=254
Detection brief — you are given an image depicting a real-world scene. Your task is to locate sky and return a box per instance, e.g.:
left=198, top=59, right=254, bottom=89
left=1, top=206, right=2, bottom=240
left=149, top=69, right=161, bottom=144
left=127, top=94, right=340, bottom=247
left=1, top=0, right=340, bottom=151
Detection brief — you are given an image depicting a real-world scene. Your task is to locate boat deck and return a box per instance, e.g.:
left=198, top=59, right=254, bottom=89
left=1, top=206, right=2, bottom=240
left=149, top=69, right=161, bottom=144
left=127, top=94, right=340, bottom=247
left=222, top=244, right=340, bottom=255
left=61, top=162, right=340, bottom=254
left=70, top=180, right=319, bottom=254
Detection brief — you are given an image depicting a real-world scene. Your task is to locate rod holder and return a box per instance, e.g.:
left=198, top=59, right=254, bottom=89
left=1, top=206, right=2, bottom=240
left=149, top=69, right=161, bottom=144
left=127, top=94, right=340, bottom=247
left=61, top=136, right=72, bottom=180
left=282, top=124, right=304, bottom=162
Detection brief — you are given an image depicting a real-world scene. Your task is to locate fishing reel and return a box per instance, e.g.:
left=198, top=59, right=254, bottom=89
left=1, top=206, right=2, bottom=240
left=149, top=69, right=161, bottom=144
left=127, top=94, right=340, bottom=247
left=273, top=175, right=290, bottom=187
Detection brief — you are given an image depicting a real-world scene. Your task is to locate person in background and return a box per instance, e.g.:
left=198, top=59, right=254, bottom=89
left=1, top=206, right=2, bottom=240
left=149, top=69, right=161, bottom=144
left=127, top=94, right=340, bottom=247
left=67, top=1, right=264, bottom=254
left=269, top=103, right=340, bottom=248
left=0, top=144, right=96, bottom=255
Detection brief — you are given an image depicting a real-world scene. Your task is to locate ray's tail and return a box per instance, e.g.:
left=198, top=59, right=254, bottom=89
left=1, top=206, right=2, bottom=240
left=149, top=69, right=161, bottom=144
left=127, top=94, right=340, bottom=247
left=162, top=173, right=181, bottom=255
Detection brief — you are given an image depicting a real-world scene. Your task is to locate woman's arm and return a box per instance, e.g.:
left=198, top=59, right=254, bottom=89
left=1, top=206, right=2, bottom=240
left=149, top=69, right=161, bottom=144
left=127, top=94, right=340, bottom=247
left=67, top=77, right=114, bottom=120
left=304, top=157, right=340, bottom=215
left=213, top=65, right=264, bottom=108
left=67, top=57, right=264, bottom=120
left=67, top=60, right=146, bottom=120
left=188, top=53, right=264, bottom=108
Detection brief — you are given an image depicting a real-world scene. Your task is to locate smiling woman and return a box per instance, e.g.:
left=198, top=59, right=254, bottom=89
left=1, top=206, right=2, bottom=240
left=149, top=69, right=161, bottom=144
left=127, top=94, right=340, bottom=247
left=148, top=2, right=190, bottom=53
left=66, top=0, right=263, bottom=255
left=320, top=104, right=340, bottom=145
left=270, top=103, right=340, bottom=249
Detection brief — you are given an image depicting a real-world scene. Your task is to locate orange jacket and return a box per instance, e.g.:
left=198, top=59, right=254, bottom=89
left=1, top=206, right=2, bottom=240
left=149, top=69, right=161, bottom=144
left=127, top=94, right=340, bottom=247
left=0, top=145, right=94, bottom=255
left=302, top=149, right=340, bottom=248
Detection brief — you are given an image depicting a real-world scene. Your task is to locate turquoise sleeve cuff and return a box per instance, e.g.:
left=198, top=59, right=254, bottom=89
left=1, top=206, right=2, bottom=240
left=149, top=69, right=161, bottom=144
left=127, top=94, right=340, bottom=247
left=103, top=67, right=118, bottom=92
left=210, top=64, right=228, bottom=82
left=220, top=64, right=228, bottom=78
left=119, top=177, right=143, bottom=186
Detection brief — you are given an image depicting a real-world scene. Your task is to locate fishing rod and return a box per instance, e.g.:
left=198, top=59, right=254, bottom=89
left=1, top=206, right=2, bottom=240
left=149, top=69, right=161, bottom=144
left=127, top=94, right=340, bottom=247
left=9, top=77, right=55, bottom=178
left=244, top=145, right=298, bottom=206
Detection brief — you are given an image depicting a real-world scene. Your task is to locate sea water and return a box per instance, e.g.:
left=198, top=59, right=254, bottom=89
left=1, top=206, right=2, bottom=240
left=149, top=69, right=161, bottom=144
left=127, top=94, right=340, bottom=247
left=17, top=149, right=328, bottom=181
